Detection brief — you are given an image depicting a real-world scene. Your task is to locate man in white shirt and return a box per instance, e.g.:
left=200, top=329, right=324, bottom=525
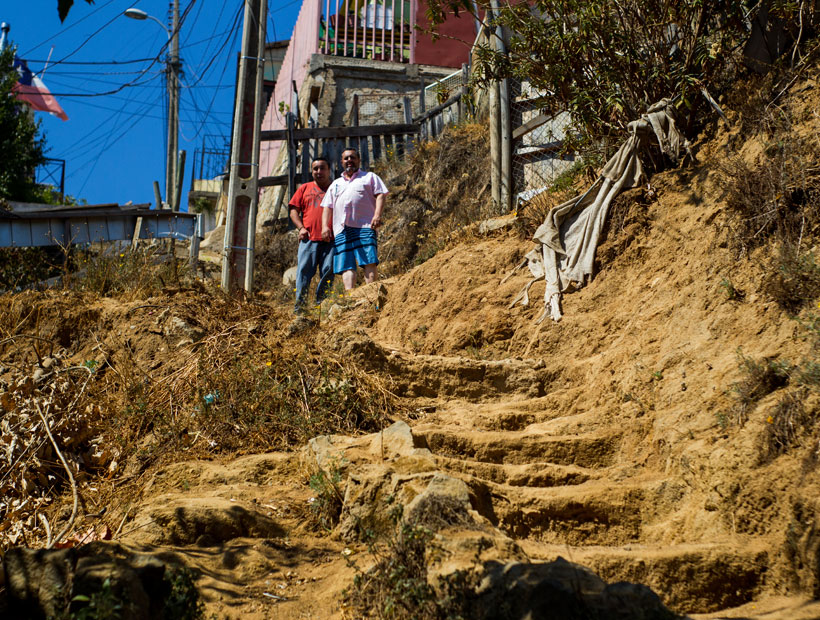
left=321, top=148, right=389, bottom=290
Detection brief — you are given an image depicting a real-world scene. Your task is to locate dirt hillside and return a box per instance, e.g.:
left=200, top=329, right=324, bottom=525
left=3, top=69, right=820, bottom=620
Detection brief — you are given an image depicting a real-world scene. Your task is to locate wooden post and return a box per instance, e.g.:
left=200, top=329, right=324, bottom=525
left=459, top=63, right=468, bottom=122
left=491, top=0, right=512, bottom=212
left=419, top=76, right=426, bottom=141
left=490, top=80, right=501, bottom=210
left=301, top=137, right=310, bottom=182
left=153, top=181, right=163, bottom=209
left=352, top=93, right=362, bottom=165
left=403, top=96, right=414, bottom=154
left=286, top=111, right=296, bottom=204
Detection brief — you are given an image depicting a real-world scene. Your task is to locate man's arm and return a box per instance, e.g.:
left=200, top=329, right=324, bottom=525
left=288, top=205, right=309, bottom=241
left=371, top=193, right=385, bottom=229
left=321, top=206, right=333, bottom=242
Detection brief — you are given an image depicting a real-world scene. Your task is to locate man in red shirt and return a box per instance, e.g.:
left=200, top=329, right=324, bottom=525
left=288, top=157, right=334, bottom=313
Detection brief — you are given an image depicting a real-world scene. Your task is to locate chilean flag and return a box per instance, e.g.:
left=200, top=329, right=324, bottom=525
left=12, top=55, right=68, bottom=121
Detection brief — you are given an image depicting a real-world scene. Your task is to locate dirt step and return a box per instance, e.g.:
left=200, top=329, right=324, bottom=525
left=485, top=480, right=648, bottom=545
left=431, top=454, right=597, bottom=488
left=386, top=353, right=553, bottom=399
left=518, top=540, right=769, bottom=615
left=414, top=427, right=620, bottom=468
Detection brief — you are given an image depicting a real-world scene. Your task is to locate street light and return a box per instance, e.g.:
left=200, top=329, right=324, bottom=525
left=124, top=5, right=180, bottom=211
left=124, top=8, right=169, bottom=34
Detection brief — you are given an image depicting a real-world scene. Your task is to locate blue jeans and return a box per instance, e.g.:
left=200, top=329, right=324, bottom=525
left=295, top=240, right=335, bottom=312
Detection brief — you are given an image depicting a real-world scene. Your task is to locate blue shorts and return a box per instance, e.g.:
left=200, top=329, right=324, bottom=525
left=333, top=226, right=378, bottom=273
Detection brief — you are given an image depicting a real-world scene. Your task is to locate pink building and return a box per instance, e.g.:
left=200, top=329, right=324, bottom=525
left=258, top=0, right=476, bottom=222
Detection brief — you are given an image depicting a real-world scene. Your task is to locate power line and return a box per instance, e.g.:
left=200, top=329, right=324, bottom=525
left=21, top=0, right=125, bottom=56
left=24, top=57, right=157, bottom=65
left=43, top=0, right=200, bottom=98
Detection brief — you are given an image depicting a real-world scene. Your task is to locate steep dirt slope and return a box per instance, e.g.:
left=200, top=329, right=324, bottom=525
left=5, top=77, right=820, bottom=620
left=317, top=88, right=820, bottom=613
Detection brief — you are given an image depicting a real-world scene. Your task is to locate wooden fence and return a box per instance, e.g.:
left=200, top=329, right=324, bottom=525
left=257, top=79, right=470, bottom=220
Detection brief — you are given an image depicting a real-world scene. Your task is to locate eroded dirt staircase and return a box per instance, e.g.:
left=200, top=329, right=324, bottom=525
left=382, top=347, right=769, bottom=614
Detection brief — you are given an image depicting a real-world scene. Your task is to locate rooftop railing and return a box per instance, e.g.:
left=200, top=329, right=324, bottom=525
left=319, top=0, right=417, bottom=63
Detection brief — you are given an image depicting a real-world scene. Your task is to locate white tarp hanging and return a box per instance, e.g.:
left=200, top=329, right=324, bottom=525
left=510, top=100, right=691, bottom=322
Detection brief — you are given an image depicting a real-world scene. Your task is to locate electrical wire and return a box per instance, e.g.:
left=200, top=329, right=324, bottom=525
left=43, top=0, right=199, bottom=98
left=21, top=0, right=125, bottom=56
left=24, top=57, right=157, bottom=65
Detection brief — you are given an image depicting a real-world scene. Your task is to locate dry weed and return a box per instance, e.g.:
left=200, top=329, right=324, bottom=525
left=762, top=390, right=817, bottom=462
left=374, top=123, right=491, bottom=275
left=343, top=507, right=478, bottom=620
left=731, top=351, right=790, bottom=425
left=0, top=287, right=399, bottom=551
left=253, top=221, right=299, bottom=295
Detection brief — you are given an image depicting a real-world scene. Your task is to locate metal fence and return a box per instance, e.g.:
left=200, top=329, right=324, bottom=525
left=509, top=78, right=577, bottom=204
left=353, top=93, right=417, bottom=126
left=191, top=134, right=230, bottom=183
left=35, top=158, right=66, bottom=199
left=320, top=0, right=416, bottom=63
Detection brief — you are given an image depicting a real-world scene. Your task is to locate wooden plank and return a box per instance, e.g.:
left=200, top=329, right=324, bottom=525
left=261, top=123, right=420, bottom=142
left=286, top=112, right=296, bottom=202
left=512, top=112, right=553, bottom=141
left=412, top=92, right=462, bottom=124
left=512, top=142, right=564, bottom=158
left=259, top=173, right=310, bottom=188
left=395, top=133, right=405, bottom=159
left=333, top=139, right=343, bottom=178
left=361, top=135, right=371, bottom=170
left=372, top=133, right=382, bottom=161
left=301, top=138, right=310, bottom=182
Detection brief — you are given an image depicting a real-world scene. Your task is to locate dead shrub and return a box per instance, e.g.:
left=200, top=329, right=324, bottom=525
left=719, top=74, right=820, bottom=262
left=374, top=123, right=490, bottom=275
left=596, top=187, right=653, bottom=267
left=69, top=243, right=188, bottom=299
left=343, top=506, right=478, bottom=620
left=763, top=246, right=820, bottom=312
left=731, top=350, right=790, bottom=425
left=762, top=390, right=817, bottom=461
left=253, top=222, right=298, bottom=295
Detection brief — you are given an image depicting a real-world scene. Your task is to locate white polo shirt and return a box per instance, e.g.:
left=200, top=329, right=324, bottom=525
left=321, top=169, right=389, bottom=236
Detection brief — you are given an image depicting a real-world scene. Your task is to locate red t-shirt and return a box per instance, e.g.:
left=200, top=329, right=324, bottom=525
left=288, top=182, right=327, bottom=241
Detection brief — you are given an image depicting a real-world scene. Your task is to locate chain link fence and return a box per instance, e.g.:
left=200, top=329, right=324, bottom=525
left=509, top=78, right=578, bottom=204
left=353, top=93, right=416, bottom=126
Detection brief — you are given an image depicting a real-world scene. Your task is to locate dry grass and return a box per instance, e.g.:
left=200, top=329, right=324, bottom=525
left=0, top=286, right=398, bottom=551
left=343, top=511, right=478, bottom=620
left=373, top=123, right=491, bottom=275
left=718, top=100, right=820, bottom=311
left=731, top=351, right=790, bottom=425
left=762, top=390, right=817, bottom=462
left=253, top=221, right=298, bottom=296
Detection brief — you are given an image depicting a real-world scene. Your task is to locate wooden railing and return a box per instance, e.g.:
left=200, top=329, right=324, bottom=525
left=319, top=0, right=417, bottom=63
left=259, top=111, right=419, bottom=194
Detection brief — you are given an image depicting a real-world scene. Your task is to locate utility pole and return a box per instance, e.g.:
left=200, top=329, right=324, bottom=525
left=167, top=0, right=180, bottom=210
left=221, top=0, right=267, bottom=294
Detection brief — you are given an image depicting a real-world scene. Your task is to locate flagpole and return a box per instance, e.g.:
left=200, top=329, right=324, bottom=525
left=41, top=46, right=55, bottom=78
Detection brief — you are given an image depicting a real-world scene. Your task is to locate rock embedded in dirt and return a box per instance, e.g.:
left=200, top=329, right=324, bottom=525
left=125, top=496, right=284, bottom=546
left=473, top=557, right=680, bottom=620
left=367, top=420, right=431, bottom=459
left=282, top=265, right=297, bottom=287
left=162, top=316, right=205, bottom=347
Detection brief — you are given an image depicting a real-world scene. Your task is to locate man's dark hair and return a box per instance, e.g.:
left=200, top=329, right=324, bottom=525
left=341, top=148, right=360, bottom=158
left=312, top=156, right=331, bottom=168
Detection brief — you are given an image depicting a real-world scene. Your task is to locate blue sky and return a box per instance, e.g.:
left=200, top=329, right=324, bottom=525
left=3, top=0, right=302, bottom=207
